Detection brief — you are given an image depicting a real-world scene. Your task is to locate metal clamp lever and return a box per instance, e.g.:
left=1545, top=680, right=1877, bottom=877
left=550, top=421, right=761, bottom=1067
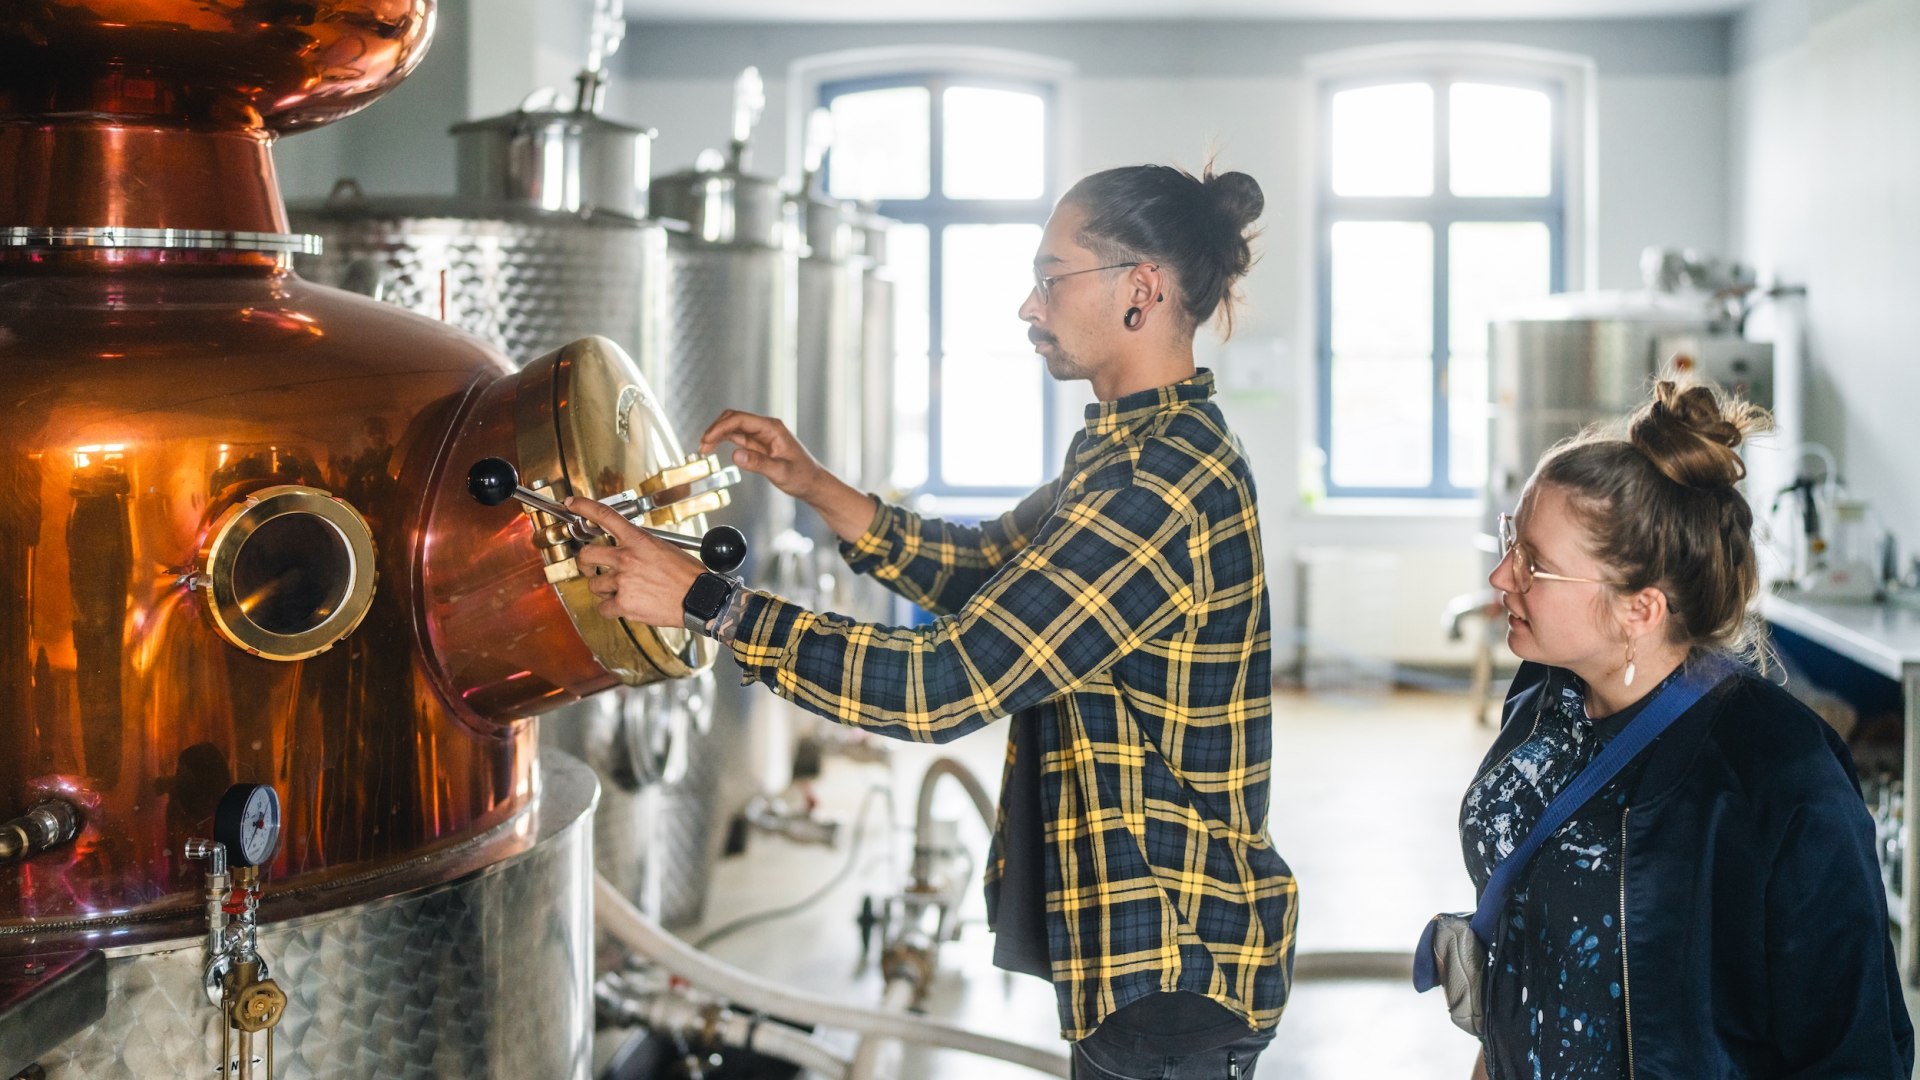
left=466, top=457, right=747, bottom=574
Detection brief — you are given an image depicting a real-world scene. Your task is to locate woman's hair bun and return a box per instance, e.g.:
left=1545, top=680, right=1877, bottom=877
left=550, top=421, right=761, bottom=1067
left=1203, top=168, right=1264, bottom=232
left=1626, top=379, right=1772, bottom=489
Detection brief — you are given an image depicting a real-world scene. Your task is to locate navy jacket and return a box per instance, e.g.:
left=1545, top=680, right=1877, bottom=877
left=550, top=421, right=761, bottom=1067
left=1485, top=661, right=1915, bottom=1079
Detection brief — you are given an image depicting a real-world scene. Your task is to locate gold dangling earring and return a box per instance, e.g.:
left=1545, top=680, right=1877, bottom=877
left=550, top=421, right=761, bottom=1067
left=1623, top=640, right=1637, bottom=688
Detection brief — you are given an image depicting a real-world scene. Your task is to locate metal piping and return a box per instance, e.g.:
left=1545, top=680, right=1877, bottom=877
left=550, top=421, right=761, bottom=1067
left=0, top=800, right=82, bottom=867
left=598, top=980, right=852, bottom=1080
left=848, top=977, right=918, bottom=1080
left=911, top=758, right=994, bottom=892
left=594, top=875, right=1069, bottom=1077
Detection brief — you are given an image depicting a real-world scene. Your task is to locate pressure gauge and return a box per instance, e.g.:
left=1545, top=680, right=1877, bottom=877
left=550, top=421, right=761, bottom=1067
left=214, top=783, right=282, bottom=868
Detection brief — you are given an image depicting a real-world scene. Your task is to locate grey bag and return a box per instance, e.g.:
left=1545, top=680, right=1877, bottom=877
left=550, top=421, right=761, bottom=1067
left=1421, top=912, right=1487, bottom=1036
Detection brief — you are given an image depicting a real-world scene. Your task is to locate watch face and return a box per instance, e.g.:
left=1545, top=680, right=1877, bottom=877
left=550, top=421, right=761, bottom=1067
left=683, top=572, right=734, bottom=622
left=215, top=784, right=282, bottom=867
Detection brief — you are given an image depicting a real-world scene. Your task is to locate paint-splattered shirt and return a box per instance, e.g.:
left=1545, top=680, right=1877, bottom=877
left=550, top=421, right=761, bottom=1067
left=1460, top=668, right=1674, bottom=1080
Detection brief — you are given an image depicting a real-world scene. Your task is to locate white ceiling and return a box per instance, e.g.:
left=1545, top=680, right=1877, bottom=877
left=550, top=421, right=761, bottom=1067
left=627, top=0, right=1746, bottom=22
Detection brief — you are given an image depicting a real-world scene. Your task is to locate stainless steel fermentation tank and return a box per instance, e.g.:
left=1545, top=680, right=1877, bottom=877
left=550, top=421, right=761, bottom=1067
left=0, top=3, right=748, bottom=1076
left=796, top=194, right=863, bottom=539
left=290, top=92, right=730, bottom=929
left=650, top=156, right=804, bottom=808
left=794, top=192, right=877, bottom=626
left=797, top=199, right=900, bottom=626
left=1486, top=292, right=1775, bottom=514
left=854, top=213, right=899, bottom=504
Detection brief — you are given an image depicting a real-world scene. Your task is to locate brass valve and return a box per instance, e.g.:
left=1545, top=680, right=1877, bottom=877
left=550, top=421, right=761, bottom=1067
left=226, top=962, right=289, bottom=1034
left=186, top=797, right=287, bottom=1080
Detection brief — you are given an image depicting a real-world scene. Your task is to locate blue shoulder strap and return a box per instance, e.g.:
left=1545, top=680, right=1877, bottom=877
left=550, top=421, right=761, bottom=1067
left=1413, top=656, right=1738, bottom=993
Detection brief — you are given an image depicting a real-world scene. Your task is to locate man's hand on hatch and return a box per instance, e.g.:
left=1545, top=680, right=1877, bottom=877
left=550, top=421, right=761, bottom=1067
left=700, top=409, right=828, bottom=500
left=701, top=409, right=878, bottom=545
left=568, top=496, right=704, bottom=627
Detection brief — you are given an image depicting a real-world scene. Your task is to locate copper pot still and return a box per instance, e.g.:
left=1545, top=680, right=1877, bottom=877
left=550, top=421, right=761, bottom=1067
left=0, top=7, right=729, bottom=1066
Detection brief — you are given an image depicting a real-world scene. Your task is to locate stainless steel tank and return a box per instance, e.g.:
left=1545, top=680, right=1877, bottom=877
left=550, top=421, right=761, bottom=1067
left=853, top=211, right=899, bottom=502
left=649, top=144, right=804, bottom=828
left=797, top=193, right=863, bottom=513
left=841, top=209, right=902, bottom=625
left=1485, top=292, right=1773, bottom=512
left=289, top=95, right=728, bottom=929
left=290, top=104, right=667, bottom=372
left=795, top=193, right=865, bottom=621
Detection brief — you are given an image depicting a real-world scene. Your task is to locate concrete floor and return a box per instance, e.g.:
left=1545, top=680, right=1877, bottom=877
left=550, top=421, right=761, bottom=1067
left=681, top=687, right=1920, bottom=1079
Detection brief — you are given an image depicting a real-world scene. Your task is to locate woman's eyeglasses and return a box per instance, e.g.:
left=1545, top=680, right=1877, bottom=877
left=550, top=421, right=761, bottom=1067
left=1497, top=513, right=1624, bottom=594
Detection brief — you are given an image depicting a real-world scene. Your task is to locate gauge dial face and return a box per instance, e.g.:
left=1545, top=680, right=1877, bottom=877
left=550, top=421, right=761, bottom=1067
left=215, top=784, right=282, bottom=868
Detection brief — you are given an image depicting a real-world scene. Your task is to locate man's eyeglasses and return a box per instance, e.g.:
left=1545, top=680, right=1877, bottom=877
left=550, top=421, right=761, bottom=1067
left=1032, top=262, right=1145, bottom=304
left=1497, top=513, right=1625, bottom=594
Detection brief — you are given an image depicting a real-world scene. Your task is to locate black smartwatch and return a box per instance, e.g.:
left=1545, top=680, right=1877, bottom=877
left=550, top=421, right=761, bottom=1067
left=682, top=572, right=739, bottom=637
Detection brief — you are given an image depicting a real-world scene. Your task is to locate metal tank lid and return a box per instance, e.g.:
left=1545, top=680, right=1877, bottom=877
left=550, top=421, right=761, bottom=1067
left=648, top=66, right=793, bottom=251
left=796, top=192, right=857, bottom=263
left=649, top=165, right=792, bottom=250
left=287, top=178, right=664, bottom=230
left=446, top=5, right=656, bottom=219
left=450, top=104, right=654, bottom=140
left=1494, top=289, right=1720, bottom=325
left=449, top=77, right=658, bottom=218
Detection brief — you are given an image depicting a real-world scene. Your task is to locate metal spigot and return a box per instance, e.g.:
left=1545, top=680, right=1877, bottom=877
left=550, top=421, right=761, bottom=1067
left=184, top=842, right=286, bottom=1078
left=0, top=799, right=82, bottom=867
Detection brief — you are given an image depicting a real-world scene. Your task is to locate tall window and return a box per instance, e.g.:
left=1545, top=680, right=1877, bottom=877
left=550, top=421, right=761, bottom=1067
left=822, top=75, right=1054, bottom=498
left=1317, top=76, right=1565, bottom=498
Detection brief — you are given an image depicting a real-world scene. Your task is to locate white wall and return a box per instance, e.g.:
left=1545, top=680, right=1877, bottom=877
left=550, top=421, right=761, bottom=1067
left=1730, top=0, right=1920, bottom=555
left=615, top=17, right=1732, bottom=664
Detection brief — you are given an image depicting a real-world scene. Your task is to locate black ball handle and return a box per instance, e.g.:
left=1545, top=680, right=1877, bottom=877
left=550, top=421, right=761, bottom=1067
left=466, top=457, right=749, bottom=575
left=699, top=526, right=748, bottom=575
left=467, top=456, right=519, bottom=507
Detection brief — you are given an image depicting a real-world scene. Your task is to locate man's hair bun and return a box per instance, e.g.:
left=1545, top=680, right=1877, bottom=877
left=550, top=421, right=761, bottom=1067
left=1203, top=169, right=1265, bottom=233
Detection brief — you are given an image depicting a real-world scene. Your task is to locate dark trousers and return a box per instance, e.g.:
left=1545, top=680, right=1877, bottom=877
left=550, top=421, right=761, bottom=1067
left=1069, top=1027, right=1274, bottom=1080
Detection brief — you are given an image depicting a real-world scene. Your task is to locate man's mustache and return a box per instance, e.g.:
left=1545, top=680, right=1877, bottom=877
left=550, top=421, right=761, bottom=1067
left=1028, top=328, right=1056, bottom=346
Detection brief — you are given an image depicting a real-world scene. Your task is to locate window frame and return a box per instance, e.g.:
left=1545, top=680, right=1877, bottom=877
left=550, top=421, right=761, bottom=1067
left=820, top=72, right=1059, bottom=501
left=1315, top=70, right=1568, bottom=500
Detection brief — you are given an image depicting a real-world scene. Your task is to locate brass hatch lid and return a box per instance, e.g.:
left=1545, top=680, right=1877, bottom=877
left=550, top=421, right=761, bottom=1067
left=513, top=336, right=727, bottom=685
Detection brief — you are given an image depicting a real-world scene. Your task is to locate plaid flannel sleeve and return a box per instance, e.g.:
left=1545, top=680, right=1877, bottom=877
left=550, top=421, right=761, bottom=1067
left=732, top=474, right=1200, bottom=743
left=837, top=479, right=1061, bottom=616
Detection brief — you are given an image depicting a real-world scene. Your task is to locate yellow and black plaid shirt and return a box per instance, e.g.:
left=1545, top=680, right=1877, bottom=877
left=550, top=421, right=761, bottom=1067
left=727, top=370, right=1297, bottom=1040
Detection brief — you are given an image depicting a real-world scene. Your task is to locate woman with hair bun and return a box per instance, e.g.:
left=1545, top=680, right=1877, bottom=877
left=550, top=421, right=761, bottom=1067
left=1443, top=381, right=1914, bottom=1079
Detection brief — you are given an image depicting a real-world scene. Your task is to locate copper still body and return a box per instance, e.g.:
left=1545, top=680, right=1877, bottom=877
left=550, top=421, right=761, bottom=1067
left=0, top=3, right=726, bottom=1075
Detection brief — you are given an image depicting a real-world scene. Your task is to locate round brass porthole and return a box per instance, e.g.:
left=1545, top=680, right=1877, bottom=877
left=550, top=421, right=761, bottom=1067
left=196, top=486, right=378, bottom=661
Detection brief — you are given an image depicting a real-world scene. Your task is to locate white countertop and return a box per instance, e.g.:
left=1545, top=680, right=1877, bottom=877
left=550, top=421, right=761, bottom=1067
left=1762, top=591, right=1920, bottom=681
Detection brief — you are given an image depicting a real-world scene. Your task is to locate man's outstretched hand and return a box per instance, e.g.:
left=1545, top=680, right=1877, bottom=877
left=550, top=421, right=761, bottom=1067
left=701, top=409, right=879, bottom=545
left=700, top=410, right=829, bottom=501
left=569, top=497, right=704, bottom=627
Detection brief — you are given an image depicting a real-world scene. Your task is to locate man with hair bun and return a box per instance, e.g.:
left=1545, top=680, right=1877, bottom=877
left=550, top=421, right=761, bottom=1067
left=569, top=162, right=1297, bottom=1074
left=1443, top=380, right=1913, bottom=1079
